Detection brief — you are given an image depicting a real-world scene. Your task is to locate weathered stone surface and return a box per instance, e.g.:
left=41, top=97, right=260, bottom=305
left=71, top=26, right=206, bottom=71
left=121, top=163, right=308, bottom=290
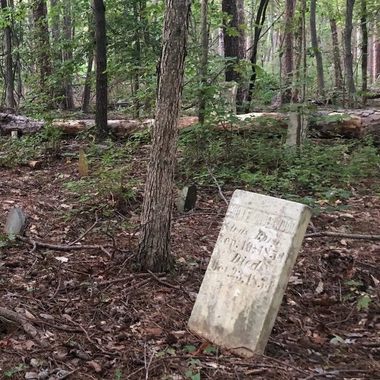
left=286, top=112, right=308, bottom=146
left=4, top=207, right=27, bottom=236
left=176, top=185, right=197, bottom=212
left=188, top=190, right=311, bottom=357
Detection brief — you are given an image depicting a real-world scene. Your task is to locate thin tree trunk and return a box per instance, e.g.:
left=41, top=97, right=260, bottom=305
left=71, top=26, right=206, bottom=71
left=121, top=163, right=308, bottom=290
left=132, top=1, right=141, bottom=118
left=32, top=0, right=52, bottom=101
left=198, top=0, right=209, bottom=124
left=245, top=0, right=269, bottom=113
left=137, top=0, right=191, bottom=272
left=292, top=2, right=303, bottom=102
left=330, top=18, right=343, bottom=91
left=222, top=0, right=240, bottom=82
left=361, top=0, right=368, bottom=105
left=301, top=0, right=307, bottom=102
left=222, top=0, right=245, bottom=113
left=235, top=0, right=246, bottom=112
left=1, top=0, right=15, bottom=110
left=374, top=36, right=380, bottom=82
left=82, top=10, right=95, bottom=113
left=282, top=0, right=296, bottom=104
left=82, top=51, right=93, bottom=113
left=310, top=0, right=325, bottom=97
left=344, top=0, right=356, bottom=107
left=63, top=0, right=74, bottom=109
left=93, top=0, right=108, bottom=137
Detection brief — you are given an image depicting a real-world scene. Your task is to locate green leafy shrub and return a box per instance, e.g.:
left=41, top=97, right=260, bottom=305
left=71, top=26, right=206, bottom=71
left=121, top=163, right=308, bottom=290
left=178, top=128, right=380, bottom=206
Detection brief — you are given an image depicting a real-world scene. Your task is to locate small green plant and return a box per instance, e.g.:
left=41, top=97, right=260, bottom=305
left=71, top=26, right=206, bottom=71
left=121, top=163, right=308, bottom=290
left=185, top=358, right=201, bottom=380
left=114, top=368, right=123, bottom=380
left=4, top=364, right=27, bottom=378
left=344, top=279, right=373, bottom=311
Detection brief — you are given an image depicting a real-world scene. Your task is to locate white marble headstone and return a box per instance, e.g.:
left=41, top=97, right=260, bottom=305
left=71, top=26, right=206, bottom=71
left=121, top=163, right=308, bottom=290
left=188, top=190, right=311, bottom=357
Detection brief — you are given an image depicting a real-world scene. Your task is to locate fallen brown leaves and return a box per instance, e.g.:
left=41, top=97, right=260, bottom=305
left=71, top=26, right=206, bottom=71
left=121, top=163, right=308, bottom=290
left=0, top=139, right=379, bottom=379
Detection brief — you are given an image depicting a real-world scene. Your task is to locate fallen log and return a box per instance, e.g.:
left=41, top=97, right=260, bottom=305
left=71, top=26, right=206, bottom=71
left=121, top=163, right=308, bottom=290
left=0, top=110, right=379, bottom=141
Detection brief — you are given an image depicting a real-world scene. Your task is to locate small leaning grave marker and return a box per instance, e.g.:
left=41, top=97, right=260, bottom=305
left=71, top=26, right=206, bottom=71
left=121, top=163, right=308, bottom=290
left=188, top=190, right=311, bottom=357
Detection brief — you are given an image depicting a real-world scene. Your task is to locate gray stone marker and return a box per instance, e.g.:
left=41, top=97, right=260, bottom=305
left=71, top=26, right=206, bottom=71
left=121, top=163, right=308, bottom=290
left=188, top=190, right=311, bottom=357
left=286, top=112, right=308, bottom=146
left=4, top=207, right=27, bottom=237
left=176, top=185, right=197, bottom=212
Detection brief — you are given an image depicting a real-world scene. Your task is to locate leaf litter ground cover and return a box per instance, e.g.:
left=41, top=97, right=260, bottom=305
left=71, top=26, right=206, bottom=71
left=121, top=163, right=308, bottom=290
left=0, top=138, right=379, bottom=380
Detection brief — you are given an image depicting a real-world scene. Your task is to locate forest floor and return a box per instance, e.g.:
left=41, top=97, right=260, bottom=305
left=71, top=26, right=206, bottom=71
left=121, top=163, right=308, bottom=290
left=0, top=137, right=379, bottom=380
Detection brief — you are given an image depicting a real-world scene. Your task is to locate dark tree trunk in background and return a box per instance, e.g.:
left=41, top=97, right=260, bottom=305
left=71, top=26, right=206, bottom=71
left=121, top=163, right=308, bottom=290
left=93, top=0, right=108, bottom=138
left=63, top=0, right=74, bottom=109
left=245, top=0, right=269, bottom=112
left=361, top=0, right=368, bottom=105
left=222, top=0, right=246, bottom=113
left=376, top=40, right=380, bottom=81
left=32, top=0, right=52, bottom=100
left=132, top=1, right=141, bottom=118
left=310, top=0, right=325, bottom=97
left=198, top=0, right=209, bottom=124
left=330, top=18, right=343, bottom=91
left=282, top=0, right=296, bottom=103
left=82, top=51, right=94, bottom=113
left=1, top=0, right=15, bottom=110
left=82, top=10, right=95, bottom=113
left=222, top=0, right=241, bottom=82
left=137, top=0, right=191, bottom=272
left=50, top=0, right=65, bottom=106
left=344, top=0, right=356, bottom=107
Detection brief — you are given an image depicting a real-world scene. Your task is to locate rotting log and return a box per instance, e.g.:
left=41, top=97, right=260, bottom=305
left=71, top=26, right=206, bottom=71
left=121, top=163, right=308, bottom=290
left=0, top=111, right=379, bottom=141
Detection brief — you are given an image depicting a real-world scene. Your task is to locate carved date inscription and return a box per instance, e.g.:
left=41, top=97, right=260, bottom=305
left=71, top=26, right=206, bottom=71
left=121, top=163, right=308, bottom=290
left=208, top=203, right=298, bottom=288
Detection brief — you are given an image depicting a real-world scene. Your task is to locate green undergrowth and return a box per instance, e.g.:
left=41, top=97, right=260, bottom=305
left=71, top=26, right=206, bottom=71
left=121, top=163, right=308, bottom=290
left=63, top=137, right=142, bottom=217
left=0, top=125, right=62, bottom=167
left=178, top=126, right=380, bottom=209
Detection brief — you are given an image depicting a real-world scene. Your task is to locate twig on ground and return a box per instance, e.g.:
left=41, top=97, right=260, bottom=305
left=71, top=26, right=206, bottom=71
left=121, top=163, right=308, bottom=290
left=305, top=231, right=380, bottom=241
left=98, top=273, right=159, bottom=286
left=207, top=167, right=229, bottom=206
left=0, top=306, right=48, bottom=347
left=17, top=236, right=112, bottom=257
left=147, top=270, right=182, bottom=290
left=68, top=214, right=99, bottom=246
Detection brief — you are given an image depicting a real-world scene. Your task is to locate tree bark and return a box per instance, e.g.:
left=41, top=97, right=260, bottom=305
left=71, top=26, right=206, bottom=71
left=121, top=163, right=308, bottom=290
left=374, top=37, right=380, bottom=82
left=62, top=0, right=74, bottom=110
left=93, top=0, right=108, bottom=138
left=344, top=0, right=356, bottom=107
left=245, top=0, right=269, bottom=113
left=222, top=0, right=242, bottom=82
left=282, top=0, right=296, bottom=103
left=361, top=0, right=368, bottom=106
left=1, top=0, right=15, bottom=110
left=310, top=0, right=325, bottom=97
left=82, top=10, right=95, bottom=113
left=330, top=18, right=343, bottom=91
left=137, top=0, right=191, bottom=272
left=132, top=1, right=141, bottom=118
left=32, top=0, right=52, bottom=100
left=198, top=0, right=209, bottom=124
left=82, top=52, right=94, bottom=113
left=222, top=0, right=246, bottom=113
